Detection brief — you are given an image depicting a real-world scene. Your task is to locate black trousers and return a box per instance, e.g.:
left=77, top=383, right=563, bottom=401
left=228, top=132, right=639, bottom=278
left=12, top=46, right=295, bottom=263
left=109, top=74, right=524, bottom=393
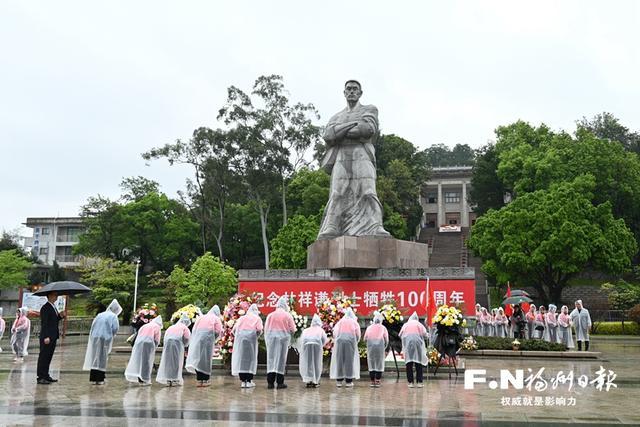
left=37, top=338, right=57, bottom=380
left=406, top=362, right=424, bottom=383
left=90, top=369, right=105, bottom=382
left=239, top=373, right=254, bottom=382
left=337, top=378, right=353, bottom=383
left=577, top=340, right=590, bottom=351
left=267, top=372, right=285, bottom=385
left=196, top=370, right=210, bottom=381
left=369, top=371, right=382, bottom=380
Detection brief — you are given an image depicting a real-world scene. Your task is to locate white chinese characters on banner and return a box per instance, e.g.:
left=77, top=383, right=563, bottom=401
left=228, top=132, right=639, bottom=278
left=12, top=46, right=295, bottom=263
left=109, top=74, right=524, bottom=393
left=238, top=279, right=476, bottom=316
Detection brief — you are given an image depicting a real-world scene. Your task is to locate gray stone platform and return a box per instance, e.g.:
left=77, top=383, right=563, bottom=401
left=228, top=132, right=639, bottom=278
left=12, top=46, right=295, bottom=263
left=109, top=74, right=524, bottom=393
left=239, top=266, right=474, bottom=281
left=306, top=235, right=429, bottom=270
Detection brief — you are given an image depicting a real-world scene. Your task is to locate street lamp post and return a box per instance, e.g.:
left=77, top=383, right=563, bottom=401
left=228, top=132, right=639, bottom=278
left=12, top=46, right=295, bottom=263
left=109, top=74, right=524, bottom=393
left=132, top=259, right=140, bottom=315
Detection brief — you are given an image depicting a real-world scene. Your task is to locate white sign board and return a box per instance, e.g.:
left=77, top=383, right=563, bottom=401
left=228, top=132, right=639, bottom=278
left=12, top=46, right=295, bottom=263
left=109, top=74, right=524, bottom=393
left=439, top=225, right=461, bottom=233
left=21, top=292, right=66, bottom=313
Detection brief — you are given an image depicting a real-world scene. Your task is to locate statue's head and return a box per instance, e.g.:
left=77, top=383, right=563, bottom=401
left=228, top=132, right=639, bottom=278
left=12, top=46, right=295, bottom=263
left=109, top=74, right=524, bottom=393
left=343, top=80, right=362, bottom=103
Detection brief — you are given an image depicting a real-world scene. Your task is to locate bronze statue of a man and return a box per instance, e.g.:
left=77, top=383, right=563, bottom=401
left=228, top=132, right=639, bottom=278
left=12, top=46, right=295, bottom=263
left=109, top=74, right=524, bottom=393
left=317, top=80, right=390, bottom=239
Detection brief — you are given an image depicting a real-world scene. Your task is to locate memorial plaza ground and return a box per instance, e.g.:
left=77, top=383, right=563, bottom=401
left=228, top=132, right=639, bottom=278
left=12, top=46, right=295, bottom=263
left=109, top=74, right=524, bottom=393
left=0, top=335, right=638, bottom=426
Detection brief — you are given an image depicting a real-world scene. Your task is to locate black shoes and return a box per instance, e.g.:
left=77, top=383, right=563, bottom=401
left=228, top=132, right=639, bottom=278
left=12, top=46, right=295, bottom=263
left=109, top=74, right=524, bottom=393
left=37, top=378, right=51, bottom=385
left=276, top=384, right=288, bottom=389
left=47, top=377, right=58, bottom=382
left=267, top=383, right=275, bottom=389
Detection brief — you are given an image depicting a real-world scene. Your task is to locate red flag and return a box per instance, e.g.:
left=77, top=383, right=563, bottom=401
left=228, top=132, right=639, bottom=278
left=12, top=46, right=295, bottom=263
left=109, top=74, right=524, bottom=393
left=504, top=282, right=514, bottom=317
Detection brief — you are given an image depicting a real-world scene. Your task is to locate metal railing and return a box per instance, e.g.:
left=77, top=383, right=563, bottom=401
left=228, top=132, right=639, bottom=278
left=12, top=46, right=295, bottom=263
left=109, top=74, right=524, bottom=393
left=56, top=235, right=80, bottom=242
left=54, top=254, right=80, bottom=263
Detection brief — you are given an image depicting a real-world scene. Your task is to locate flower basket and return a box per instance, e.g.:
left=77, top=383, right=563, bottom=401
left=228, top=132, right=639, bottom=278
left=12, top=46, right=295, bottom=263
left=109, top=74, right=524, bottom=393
left=219, top=292, right=264, bottom=364
left=128, top=303, right=160, bottom=346
left=379, top=301, right=404, bottom=353
left=432, top=304, right=465, bottom=357
left=316, top=293, right=357, bottom=356
left=170, top=304, right=203, bottom=330
left=511, top=339, right=521, bottom=351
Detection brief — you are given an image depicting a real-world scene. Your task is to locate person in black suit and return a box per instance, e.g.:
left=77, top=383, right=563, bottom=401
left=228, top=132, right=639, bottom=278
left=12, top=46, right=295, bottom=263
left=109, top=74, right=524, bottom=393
left=37, top=292, right=65, bottom=384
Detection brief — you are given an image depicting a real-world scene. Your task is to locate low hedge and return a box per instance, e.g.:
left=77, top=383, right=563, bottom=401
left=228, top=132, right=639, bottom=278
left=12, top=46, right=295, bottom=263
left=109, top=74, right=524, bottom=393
left=473, top=336, right=566, bottom=351
left=591, top=321, right=639, bottom=335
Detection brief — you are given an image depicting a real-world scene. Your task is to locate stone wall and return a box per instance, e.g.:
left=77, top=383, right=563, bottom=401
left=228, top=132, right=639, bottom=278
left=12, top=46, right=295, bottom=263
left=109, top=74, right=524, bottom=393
left=522, top=285, right=609, bottom=310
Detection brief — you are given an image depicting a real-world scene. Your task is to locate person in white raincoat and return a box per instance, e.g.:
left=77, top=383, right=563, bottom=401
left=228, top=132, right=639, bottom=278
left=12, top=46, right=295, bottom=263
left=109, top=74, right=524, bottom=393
left=557, top=305, right=574, bottom=349
left=11, top=307, right=30, bottom=362
left=479, top=307, right=492, bottom=337
left=157, top=314, right=191, bottom=386
left=363, top=311, right=388, bottom=387
left=83, top=299, right=122, bottom=384
left=545, top=304, right=559, bottom=343
left=265, top=296, right=296, bottom=389
left=493, top=308, right=508, bottom=338
left=231, top=304, right=263, bottom=388
left=0, top=308, right=5, bottom=353
left=125, top=316, right=163, bottom=385
left=399, top=312, right=428, bottom=388
left=570, top=300, right=592, bottom=351
left=185, top=306, right=223, bottom=387
left=473, top=304, right=482, bottom=336
left=330, top=307, right=361, bottom=387
left=525, top=304, right=537, bottom=339
left=298, top=314, right=328, bottom=388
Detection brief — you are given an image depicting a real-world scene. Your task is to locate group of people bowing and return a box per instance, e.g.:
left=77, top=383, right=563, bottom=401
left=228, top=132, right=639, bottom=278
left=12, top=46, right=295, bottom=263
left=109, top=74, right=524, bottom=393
left=83, top=296, right=432, bottom=389
left=474, top=299, right=593, bottom=351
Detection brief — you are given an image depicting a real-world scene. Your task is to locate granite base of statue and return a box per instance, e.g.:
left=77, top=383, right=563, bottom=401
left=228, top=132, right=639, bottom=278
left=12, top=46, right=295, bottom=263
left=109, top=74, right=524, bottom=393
left=307, top=235, right=429, bottom=270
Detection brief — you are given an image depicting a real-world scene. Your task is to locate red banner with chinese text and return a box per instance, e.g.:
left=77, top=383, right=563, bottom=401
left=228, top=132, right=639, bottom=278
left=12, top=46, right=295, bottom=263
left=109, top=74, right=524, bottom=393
left=238, top=279, right=475, bottom=322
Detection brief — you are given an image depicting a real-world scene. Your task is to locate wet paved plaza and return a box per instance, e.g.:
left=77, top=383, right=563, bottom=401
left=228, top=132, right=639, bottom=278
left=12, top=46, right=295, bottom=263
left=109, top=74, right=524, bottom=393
left=0, top=335, right=639, bottom=426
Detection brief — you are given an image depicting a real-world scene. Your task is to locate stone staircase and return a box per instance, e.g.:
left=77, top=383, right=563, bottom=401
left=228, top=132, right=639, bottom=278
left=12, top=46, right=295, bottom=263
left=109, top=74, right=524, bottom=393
left=418, top=226, right=488, bottom=307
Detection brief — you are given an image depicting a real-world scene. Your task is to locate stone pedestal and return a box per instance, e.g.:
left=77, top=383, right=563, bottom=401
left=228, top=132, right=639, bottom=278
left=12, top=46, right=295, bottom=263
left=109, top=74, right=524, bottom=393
left=306, top=236, right=429, bottom=270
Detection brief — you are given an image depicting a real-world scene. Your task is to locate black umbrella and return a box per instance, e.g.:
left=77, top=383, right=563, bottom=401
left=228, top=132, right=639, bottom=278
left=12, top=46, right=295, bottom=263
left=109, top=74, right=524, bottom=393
left=502, top=295, right=533, bottom=305
left=503, top=289, right=530, bottom=298
left=32, top=281, right=91, bottom=296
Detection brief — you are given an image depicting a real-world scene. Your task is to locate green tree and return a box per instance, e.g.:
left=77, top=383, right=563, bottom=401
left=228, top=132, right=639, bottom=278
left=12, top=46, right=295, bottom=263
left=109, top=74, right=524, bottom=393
left=270, top=214, right=320, bottom=269
left=600, top=280, right=640, bottom=311
left=374, top=134, right=429, bottom=238
left=248, top=75, right=321, bottom=226
left=469, top=144, right=506, bottom=215
left=218, top=86, right=280, bottom=269
left=0, top=249, right=32, bottom=289
left=119, top=176, right=161, bottom=202
left=78, top=258, right=136, bottom=315
left=424, top=143, right=475, bottom=166
left=172, top=252, right=237, bottom=307
left=76, top=191, right=200, bottom=273
left=222, top=203, right=264, bottom=269
left=468, top=176, right=637, bottom=304
left=287, top=168, right=330, bottom=217
left=49, top=260, right=66, bottom=282
left=143, top=128, right=237, bottom=259
left=147, top=270, right=179, bottom=319
left=577, top=112, right=640, bottom=154
left=383, top=211, right=407, bottom=240
left=0, top=231, right=36, bottom=261
left=494, top=121, right=640, bottom=238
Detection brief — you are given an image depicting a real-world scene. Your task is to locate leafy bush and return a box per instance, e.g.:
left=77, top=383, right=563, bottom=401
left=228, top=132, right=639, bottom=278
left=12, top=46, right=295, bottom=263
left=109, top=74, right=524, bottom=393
left=591, top=321, right=639, bottom=335
left=171, top=252, right=237, bottom=308
left=473, top=336, right=565, bottom=351
left=601, top=280, right=640, bottom=311
left=270, top=214, right=320, bottom=269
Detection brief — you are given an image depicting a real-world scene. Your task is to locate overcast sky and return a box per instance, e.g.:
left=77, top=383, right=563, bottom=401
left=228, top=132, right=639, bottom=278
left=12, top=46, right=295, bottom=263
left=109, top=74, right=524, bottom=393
left=1, top=1, right=639, bottom=236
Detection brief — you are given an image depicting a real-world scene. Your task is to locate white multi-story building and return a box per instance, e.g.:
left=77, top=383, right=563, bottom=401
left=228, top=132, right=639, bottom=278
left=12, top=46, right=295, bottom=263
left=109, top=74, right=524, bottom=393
left=419, top=166, right=476, bottom=229
left=23, top=217, right=84, bottom=267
